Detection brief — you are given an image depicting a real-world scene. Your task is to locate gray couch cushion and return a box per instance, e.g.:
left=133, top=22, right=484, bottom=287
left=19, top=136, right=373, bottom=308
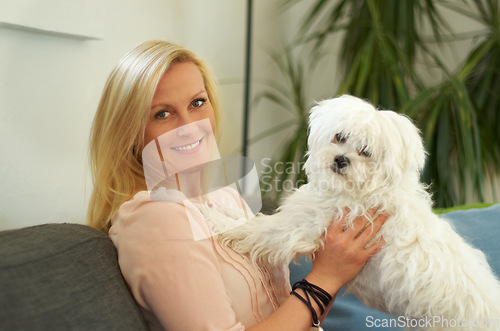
left=0, top=223, right=148, bottom=331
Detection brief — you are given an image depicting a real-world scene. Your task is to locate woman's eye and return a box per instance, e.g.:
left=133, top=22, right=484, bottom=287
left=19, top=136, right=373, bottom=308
left=154, top=110, right=171, bottom=119
left=191, top=98, right=206, bottom=108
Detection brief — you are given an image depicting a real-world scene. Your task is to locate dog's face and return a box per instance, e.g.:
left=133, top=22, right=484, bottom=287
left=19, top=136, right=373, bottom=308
left=304, top=95, right=426, bottom=199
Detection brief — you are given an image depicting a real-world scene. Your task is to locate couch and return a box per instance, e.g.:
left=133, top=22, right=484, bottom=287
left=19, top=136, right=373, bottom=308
left=1, top=203, right=499, bottom=330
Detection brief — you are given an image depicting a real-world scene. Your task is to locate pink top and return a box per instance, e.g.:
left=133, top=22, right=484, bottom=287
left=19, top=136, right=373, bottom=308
left=109, top=189, right=291, bottom=330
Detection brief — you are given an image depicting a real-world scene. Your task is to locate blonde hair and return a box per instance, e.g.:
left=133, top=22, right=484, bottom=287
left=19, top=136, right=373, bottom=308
left=87, top=40, right=222, bottom=233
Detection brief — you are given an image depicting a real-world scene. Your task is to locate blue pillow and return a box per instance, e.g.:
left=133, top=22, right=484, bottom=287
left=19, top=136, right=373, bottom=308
left=289, top=203, right=500, bottom=330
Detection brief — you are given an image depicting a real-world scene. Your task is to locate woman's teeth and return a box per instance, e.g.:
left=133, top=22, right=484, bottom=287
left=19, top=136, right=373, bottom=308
left=172, top=139, right=201, bottom=151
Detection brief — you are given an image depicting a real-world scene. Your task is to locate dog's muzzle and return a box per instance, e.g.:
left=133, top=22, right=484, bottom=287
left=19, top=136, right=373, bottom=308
left=331, top=155, right=350, bottom=174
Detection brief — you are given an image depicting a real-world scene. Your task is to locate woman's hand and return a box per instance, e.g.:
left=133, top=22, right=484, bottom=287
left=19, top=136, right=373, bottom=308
left=307, top=209, right=388, bottom=295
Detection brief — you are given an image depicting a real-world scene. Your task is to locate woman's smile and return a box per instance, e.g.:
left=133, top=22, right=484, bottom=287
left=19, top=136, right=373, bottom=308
left=171, top=137, right=204, bottom=153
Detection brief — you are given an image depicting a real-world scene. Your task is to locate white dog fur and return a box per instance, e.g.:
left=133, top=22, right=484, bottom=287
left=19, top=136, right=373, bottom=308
left=196, top=95, right=500, bottom=330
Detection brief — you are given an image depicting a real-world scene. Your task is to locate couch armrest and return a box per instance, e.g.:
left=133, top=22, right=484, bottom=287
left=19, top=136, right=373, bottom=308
left=0, top=223, right=148, bottom=331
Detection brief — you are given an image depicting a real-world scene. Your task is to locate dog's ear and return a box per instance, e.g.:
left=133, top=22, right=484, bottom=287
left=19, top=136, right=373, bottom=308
left=384, top=111, right=426, bottom=175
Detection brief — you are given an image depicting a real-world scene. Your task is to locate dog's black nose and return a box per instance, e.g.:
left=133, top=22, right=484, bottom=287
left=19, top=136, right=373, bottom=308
left=334, top=155, right=350, bottom=169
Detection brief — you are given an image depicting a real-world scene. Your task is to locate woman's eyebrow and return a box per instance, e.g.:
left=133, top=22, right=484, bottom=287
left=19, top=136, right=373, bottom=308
left=150, top=103, right=173, bottom=111
left=150, top=90, right=207, bottom=110
left=191, top=90, right=208, bottom=99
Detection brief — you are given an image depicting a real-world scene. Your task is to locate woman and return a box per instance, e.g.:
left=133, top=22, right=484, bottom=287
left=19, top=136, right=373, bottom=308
left=88, top=40, right=387, bottom=330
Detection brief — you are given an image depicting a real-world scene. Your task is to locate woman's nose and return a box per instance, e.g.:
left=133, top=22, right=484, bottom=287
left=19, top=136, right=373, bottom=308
left=176, top=116, right=198, bottom=136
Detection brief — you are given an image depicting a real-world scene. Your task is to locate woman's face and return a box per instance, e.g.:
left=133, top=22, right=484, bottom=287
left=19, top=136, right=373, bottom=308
left=143, top=61, right=217, bottom=176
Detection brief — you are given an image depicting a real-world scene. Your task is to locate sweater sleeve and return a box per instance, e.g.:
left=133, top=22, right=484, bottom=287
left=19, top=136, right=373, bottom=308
left=110, top=194, right=246, bottom=331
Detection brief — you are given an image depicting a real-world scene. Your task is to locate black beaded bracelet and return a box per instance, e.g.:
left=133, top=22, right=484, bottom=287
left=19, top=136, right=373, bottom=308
left=290, top=279, right=333, bottom=329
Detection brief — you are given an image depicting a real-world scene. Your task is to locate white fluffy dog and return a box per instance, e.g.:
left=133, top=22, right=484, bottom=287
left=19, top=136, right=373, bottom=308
left=197, top=95, right=500, bottom=330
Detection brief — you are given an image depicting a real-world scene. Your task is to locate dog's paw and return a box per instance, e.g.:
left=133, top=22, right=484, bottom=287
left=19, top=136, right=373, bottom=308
left=218, top=226, right=248, bottom=248
left=193, top=202, right=244, bottom=234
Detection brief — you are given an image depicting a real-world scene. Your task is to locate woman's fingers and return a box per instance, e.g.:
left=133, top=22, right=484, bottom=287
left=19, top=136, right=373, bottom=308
left=331, top=208, right=372, bottom=232
left=333, top=208, right=383, bottom=230
left=366, top=235, right=385, bottom=256
left=329, top=209, right=388, bottom=247
left=355, top=212, right=388, bottom=239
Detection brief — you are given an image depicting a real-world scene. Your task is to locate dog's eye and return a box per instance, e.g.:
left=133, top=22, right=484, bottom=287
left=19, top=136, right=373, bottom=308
left=332, top=133, right=347, bottom=144
left=358, top=148, right=371, bottom=158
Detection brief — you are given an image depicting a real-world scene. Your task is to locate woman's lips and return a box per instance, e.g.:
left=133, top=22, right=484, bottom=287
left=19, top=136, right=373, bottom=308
left=170, top=137, right=204, bottom=153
